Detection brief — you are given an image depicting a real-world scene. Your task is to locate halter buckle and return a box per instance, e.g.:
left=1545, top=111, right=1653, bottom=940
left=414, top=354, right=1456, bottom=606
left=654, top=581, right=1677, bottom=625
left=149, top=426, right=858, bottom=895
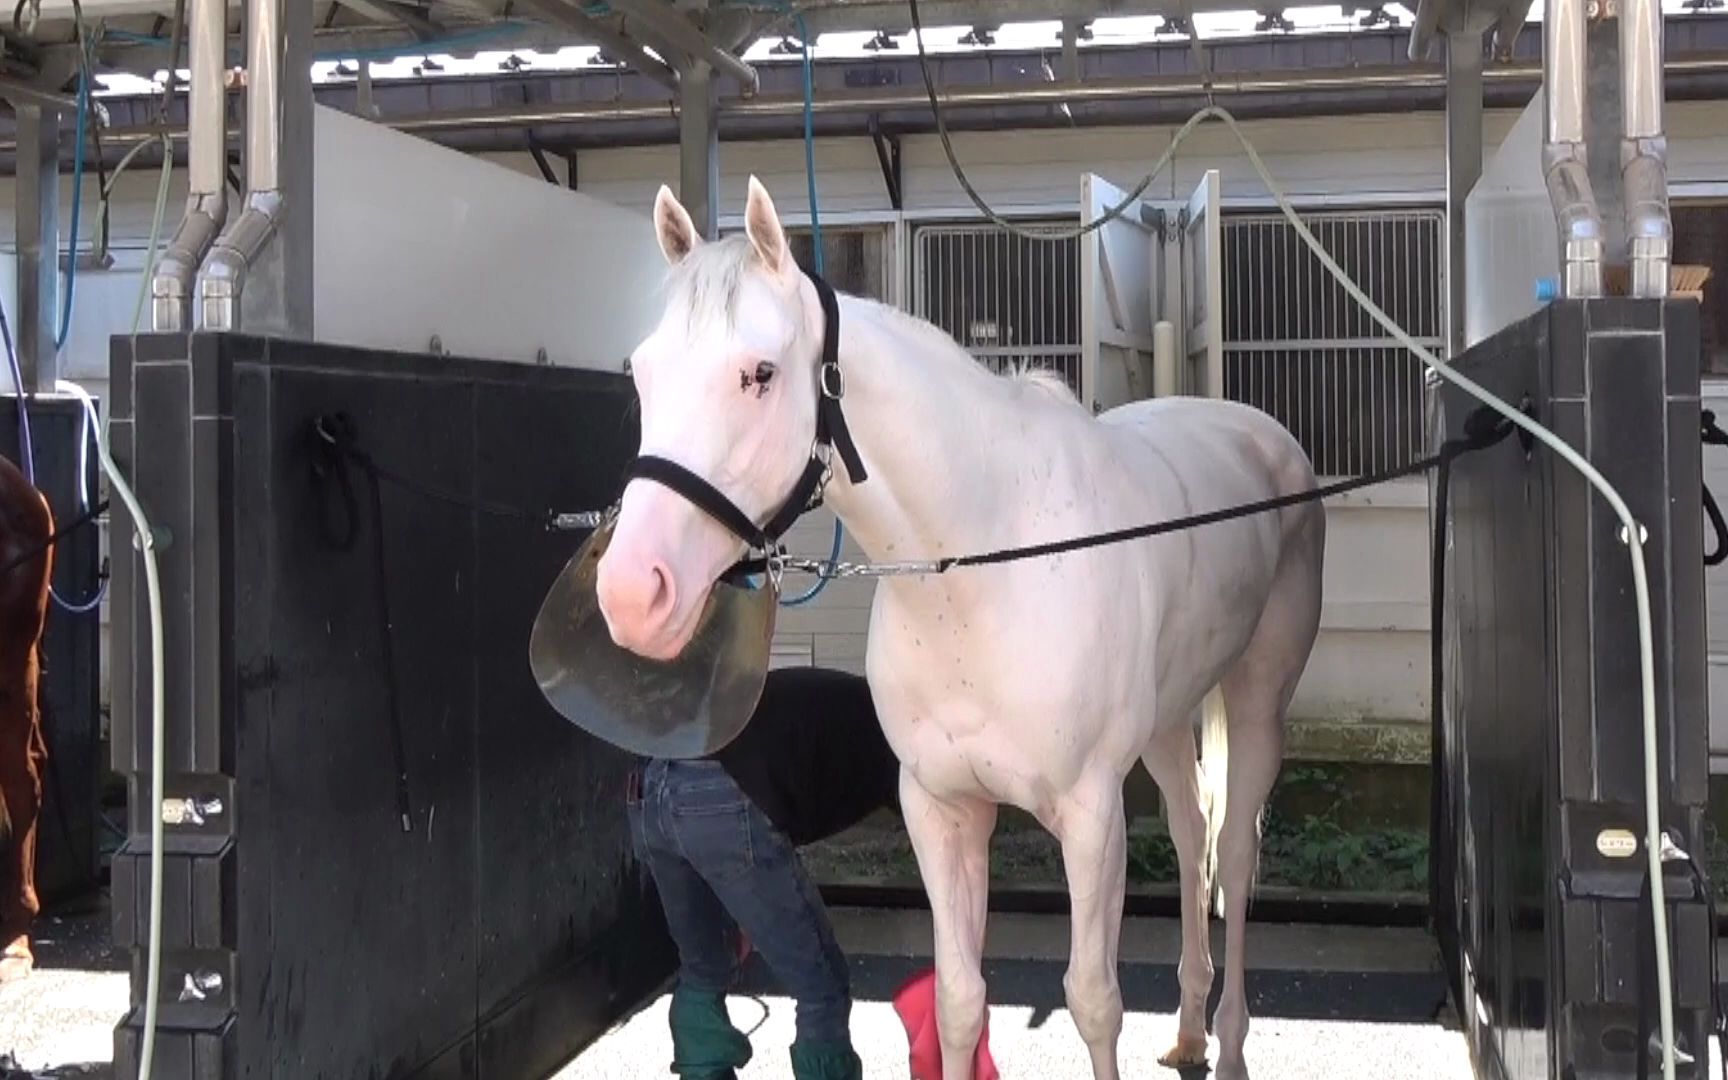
left=765, top=547, right=788, bottom=592
left=819, top=361, right=845, bottom=401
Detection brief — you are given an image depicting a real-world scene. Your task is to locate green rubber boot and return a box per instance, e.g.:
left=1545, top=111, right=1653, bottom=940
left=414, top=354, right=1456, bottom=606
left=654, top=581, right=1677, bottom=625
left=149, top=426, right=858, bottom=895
left=668, top=988, right=753, bottom=1080
left=789, top=1040, right=864, bottom=1080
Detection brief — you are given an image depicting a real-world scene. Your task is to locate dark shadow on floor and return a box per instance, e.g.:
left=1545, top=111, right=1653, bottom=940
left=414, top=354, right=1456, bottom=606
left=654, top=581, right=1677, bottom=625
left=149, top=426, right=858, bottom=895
left=0, top=1059, right=113, bottom=1080
left=736, top=953, right=1450, bottom=1026
left=29, top=891, right=123, bottom=974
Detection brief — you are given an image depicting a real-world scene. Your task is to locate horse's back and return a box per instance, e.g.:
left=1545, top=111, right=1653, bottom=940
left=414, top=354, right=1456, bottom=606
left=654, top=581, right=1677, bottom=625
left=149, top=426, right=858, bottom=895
left=1094, top=395, right=1318, bottom=512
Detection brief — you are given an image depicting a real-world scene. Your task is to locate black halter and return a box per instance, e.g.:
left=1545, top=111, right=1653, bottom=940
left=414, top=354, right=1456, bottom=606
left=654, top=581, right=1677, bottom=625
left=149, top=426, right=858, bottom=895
left=624, top=272, right=868, bottom=556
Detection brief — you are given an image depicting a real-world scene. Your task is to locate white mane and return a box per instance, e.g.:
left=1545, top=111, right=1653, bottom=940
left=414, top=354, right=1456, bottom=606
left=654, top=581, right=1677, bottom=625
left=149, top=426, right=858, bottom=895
left=1002, top=361, right=1082, bottom=406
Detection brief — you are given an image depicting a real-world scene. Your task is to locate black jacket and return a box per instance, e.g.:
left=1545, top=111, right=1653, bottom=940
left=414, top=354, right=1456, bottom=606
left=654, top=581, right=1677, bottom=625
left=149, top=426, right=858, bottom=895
left=707, top=666, right=902, bottom=847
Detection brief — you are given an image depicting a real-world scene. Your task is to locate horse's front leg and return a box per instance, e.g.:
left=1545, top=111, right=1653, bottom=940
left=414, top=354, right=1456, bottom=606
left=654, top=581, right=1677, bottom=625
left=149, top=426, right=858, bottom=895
left=1054, top=770, right=1128, bottom=1080
left=900, top=768, right=997, bottom=1080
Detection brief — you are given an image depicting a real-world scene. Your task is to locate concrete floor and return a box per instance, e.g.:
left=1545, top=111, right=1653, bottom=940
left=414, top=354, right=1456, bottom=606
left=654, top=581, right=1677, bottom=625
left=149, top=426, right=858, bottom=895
left=2, top=901, right=1715, bottom=1079
left=554, top=908, right=1475, bottom=1080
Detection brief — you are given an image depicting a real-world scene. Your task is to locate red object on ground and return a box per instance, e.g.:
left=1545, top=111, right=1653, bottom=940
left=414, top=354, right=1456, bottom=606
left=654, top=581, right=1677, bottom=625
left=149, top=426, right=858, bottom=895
left=892, top=968, right=998, bottom=1080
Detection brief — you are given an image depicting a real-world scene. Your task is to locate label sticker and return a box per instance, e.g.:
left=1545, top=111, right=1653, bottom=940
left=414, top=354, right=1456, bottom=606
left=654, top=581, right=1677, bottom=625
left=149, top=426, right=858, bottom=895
left=1596, top=829, right=1638, bottom=858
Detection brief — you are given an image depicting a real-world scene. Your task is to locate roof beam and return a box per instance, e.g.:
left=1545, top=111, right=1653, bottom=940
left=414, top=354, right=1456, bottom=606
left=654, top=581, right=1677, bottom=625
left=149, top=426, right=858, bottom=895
left=335, top=0, right=445, bottom=41
left=511, top=0, right=680, bottom=89
left=607, top=0, right=758, bottom=89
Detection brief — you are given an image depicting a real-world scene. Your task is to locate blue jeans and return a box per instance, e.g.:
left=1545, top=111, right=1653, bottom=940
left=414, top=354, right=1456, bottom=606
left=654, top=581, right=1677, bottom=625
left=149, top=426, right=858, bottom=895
left=629, top=759, right=853, bottom=1048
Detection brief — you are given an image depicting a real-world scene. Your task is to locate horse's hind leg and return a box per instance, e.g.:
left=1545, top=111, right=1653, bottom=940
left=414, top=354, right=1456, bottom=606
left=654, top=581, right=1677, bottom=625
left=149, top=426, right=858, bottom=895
left=900, top=769, right=997, bottom=1080
left=1140, top=727, right=1213, bottom=1068
left=1054, top=770, right=1128, bottom=1080
left=1213, top=525, right=1323, bottom=1080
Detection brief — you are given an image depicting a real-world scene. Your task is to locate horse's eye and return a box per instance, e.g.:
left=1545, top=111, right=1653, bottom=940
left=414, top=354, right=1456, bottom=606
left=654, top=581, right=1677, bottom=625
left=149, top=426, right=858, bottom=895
left=754, top=362, right=776, bottom=386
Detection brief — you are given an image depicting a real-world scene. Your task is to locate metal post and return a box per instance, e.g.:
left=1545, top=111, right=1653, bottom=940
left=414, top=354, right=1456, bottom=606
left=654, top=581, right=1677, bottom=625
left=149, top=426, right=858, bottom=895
left=357, top=62, right=377, bottom=119
left=679, top=60, right=719, bottom=239
left=14, top=104, right=60, bottom=392
left=1061, top=19, right=1081, bottom=81
left=239, top=0, right=314, bottom=335
left=1444, top=31, right=1483, bottom=357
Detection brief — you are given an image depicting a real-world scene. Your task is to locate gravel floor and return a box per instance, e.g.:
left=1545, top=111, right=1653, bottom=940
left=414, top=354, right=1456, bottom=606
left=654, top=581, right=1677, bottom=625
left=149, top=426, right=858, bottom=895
left=0, top=904, right=127, bottom=1078
left=551, top=991, right=1475, bottom=1080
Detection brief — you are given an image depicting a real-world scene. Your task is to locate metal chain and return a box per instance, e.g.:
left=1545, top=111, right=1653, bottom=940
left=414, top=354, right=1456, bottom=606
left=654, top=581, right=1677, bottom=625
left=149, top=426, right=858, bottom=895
left=770, top=554, right=944, bottom=579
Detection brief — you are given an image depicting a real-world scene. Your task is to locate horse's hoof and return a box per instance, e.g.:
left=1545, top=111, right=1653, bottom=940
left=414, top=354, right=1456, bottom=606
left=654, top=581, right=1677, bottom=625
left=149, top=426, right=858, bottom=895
left=1156, top=1035, right=1209, bottom=1069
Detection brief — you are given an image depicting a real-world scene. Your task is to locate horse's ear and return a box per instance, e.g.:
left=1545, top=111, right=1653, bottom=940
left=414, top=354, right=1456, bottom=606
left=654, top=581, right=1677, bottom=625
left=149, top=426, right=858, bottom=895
left=653, top=185, right=702, bottom=265
left=743, top=176, right=793, bottom=278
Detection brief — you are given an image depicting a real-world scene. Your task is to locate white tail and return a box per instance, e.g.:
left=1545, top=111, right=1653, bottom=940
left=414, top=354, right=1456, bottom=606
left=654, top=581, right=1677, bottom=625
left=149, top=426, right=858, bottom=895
left=1199, top=685, right=1230, bottom=917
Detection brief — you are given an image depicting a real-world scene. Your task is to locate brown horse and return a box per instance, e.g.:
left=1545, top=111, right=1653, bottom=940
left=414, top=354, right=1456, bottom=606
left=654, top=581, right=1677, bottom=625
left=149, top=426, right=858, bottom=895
left=0, top=448, right=52, bottom=982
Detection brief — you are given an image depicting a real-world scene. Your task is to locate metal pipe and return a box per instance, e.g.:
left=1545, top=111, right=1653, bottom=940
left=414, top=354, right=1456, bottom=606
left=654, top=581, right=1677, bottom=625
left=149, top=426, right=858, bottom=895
left=14, top=105, right=58, bottom=390
left=149, top=0, right=228, bottom=332
left=36, top=52, right=1728, bottom=150
left=1542, top=0, right=1603, bottom=298
left=199, top=0, right=284, bottom=331
left=608, top=0, right=758, bottom=91
left=1621, top=0, right=1671, bottom=297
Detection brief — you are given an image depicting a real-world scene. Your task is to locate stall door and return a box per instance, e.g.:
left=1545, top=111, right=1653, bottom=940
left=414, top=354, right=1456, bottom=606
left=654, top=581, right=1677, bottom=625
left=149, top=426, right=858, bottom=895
left=1182, top=168, right=1224, bottom=399
left=1080, top=173, right=1160, bottom=412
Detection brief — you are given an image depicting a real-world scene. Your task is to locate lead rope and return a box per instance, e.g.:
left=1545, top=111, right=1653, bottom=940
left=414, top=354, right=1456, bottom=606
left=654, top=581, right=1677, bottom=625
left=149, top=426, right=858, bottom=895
left=735, top=404, right=1517, bottom=582
left=309, top=407, right=1515, bottom=587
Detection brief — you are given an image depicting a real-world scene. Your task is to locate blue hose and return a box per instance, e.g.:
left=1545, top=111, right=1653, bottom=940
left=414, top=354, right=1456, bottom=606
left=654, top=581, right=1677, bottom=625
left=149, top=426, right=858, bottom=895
left=774, top=5, right=845, bottom=609
left=7, top=270, right=106, bottom=615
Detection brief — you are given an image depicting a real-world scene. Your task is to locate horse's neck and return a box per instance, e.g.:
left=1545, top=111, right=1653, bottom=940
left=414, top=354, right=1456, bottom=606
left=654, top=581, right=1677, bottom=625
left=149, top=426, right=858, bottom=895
left=823, top=300, right=1033, bottom=564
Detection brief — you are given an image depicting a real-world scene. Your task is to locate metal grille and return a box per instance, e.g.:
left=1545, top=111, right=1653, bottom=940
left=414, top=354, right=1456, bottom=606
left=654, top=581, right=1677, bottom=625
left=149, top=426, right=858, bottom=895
left=1221, top=209, right=1446, bottom=477
left=788, top=228, right=890, bottom=303
left=912, top=222, right=1083, bottom=393
left=719, top=226, right=890, bottom=303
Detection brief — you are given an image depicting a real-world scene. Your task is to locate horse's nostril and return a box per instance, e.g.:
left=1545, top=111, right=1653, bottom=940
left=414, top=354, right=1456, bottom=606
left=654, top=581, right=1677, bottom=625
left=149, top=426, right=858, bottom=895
left=645, top=564, right=674, bottom=621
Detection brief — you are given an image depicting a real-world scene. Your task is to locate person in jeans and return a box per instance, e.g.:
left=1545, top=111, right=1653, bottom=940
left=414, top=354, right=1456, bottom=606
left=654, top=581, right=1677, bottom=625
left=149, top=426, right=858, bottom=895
left=628, top=665, right=901, bottom=1080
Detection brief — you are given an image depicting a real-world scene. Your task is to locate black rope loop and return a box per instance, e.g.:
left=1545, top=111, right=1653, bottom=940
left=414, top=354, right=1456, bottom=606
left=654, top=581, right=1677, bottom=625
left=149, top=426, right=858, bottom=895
left=1703, top=410, right=1728, bottom=568
left=311, top=412, right=361, bottom=552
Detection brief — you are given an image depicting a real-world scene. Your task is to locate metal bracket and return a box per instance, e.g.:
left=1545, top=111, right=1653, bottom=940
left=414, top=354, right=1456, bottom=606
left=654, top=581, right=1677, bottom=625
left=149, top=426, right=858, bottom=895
left=528, top=135, right=559, bottom=185
left=869, top=116, right=903, bottom=212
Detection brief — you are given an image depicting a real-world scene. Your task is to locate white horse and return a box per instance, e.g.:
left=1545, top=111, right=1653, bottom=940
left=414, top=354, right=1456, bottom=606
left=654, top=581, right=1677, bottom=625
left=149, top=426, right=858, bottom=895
left=595, top=178, right=1325, bottom=1080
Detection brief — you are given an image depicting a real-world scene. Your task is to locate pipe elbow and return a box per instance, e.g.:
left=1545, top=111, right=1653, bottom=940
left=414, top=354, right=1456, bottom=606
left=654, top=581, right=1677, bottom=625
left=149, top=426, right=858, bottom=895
left=197, top=192, right=283, bottom=331
left=1541, top=146, right=1603, bottom=246
left=149, top=195, right=227, bottom=330
left=1621, top=140, right=1673, bottom=242
left=1541, top=142, right=1604, bottom=298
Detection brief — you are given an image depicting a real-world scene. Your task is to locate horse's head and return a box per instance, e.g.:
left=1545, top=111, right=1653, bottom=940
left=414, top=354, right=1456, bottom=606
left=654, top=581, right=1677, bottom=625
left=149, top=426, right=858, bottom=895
left=596, top=177, right=826, bottom=660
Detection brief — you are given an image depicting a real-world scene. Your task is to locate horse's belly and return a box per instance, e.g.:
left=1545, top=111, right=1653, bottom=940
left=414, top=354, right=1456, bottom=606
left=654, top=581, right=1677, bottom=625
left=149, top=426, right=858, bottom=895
left=874, top=693, right=1087, bottom=822
left=868, top=591, right=1159, bottom=813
